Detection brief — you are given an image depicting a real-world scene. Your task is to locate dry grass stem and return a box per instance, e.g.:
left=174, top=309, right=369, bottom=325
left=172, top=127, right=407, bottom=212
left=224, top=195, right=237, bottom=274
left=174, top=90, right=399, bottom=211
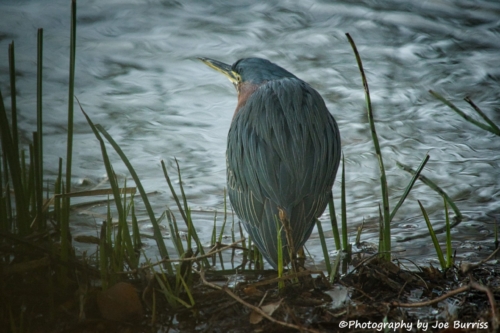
left=197, top=268, right=322, bottom=333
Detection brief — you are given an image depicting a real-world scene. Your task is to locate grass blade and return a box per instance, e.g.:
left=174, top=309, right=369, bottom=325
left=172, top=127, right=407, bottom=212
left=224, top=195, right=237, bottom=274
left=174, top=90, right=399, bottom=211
left=59, top=182, right=71, bottom=286
left=174, top=159, right=189, bottom=217
left=418, top=200, right=446, bottom=270
left=444, top=198, right=452, bottom=269
left=32, top=132, right=43, bottom=229
left=167, top=210, right=184, bottom=257
left=378, top=204, right=384, bottom=253
left=36, top=28, right=43, bottom=188
left=0, top=91, right=29, bottom=231
left=346, top=33, right=391, bottom=259
left=8, top=42, right=18, bottom=150
left=98, top=123, right=172, bottom=270
left=328, top=194, right=341, bottom=251
left=65, top=0, right=77, bottom=195
left=316, top=219, right=331, bottom=276
left=79, top=104, right=172, bottom=274
left=340, top=155, right=348, bottom=252
left=389, top=154, right=430, bottom=221
left=161, top=160, right=188, bottom=223
left=131, top=198, right=142, bottom=249
left=429, top=90, right=499, bottom=135
left=101, top=126, right=170, bottom=259
left=329, top=250, right=342, bottom=283
left=80, top=109, right=125, bottom=226
left=211, top=211, right=217, bottom=246
left=218, top=188, right=228, bottom=243
left=99, top=222, right=109, bottom=289
left=174, top=160, right=208, bottom=262
left=396, top=160, right=462, bottom=221
left=121, top=184, right=138, bottom=269
left=54, top=158, right=62, bottom=224
left=36, top=29, right=44, bottom=229
left=28, top=145, right=35, bottom=218
left=464, top=96, right=500, bottom=135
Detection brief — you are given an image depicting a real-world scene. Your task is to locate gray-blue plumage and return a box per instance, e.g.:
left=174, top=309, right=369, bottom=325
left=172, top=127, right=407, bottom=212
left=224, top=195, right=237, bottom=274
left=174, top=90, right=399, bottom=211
left=225, top=58, right=341, bottom=268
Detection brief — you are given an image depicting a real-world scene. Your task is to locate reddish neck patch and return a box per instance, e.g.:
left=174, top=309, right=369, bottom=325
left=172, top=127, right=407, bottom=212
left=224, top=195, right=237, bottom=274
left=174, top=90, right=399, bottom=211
left=234, top=82, right=260, bottom=119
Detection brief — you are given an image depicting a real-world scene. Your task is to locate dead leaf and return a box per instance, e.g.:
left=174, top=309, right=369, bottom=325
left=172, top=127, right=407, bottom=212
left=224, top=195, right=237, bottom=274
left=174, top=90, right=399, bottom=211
left=249, top=299, right=282, bottom=324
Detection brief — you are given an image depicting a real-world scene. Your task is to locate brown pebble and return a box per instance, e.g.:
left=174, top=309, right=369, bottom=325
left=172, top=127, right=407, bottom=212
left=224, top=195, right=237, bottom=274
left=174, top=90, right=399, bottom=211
left=97, top=282, right=143, bottom=322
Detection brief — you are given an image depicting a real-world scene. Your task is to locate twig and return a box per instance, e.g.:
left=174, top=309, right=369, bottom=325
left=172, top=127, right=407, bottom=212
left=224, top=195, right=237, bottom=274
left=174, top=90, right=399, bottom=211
left=388, top=282, right=499, bottom=330
left=257, top=290, right=269, bottom=307
left=470, top=282, right=499, bottom=330
left=196, top=268, right=321, bottom=333
left=461, top=246, right=500, bottom=273
left=388, top=285, right=469, bottom=308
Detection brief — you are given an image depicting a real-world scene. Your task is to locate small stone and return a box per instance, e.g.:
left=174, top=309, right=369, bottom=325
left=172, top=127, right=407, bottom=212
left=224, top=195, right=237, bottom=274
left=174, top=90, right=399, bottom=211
left=97, top=282, right=143, bottom=322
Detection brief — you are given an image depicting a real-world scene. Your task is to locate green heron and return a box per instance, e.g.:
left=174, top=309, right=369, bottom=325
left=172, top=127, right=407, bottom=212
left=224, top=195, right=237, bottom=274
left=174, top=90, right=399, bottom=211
left=200, top=57, right=341, bottom=269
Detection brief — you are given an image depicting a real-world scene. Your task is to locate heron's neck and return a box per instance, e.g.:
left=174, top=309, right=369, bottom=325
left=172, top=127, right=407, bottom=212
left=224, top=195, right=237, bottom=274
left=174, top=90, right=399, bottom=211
left=234, top=82, right=260, bottom=119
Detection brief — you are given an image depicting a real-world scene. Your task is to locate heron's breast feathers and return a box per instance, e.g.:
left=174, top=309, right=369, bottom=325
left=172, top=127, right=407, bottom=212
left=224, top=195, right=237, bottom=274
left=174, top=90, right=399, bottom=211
left=227, top=77, right=341, bottom=229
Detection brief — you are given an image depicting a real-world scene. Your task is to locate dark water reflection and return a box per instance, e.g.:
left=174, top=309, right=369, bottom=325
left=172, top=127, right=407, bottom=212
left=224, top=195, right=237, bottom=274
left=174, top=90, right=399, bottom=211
left=1, top=0, right=499, bottom=268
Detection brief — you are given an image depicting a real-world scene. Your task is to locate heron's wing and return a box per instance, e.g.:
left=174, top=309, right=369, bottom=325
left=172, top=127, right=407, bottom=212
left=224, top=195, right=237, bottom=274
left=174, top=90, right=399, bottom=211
left=227, top=78, right=341, bottom=266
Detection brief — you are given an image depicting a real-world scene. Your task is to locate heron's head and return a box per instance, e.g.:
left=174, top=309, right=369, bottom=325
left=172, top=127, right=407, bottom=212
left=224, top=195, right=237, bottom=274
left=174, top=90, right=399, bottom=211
left=199, top=57, right=297, bottom=90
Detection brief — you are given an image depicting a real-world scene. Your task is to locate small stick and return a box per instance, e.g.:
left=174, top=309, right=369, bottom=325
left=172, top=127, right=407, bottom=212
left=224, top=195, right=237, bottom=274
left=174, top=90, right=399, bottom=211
left=470, top=282, right=499, bottom=329
left=461, top=246, right=500, bottom=273
left=388, top=285, right=469, bottom=308
left=388, top=282, right=498, bottom=330
left=196, top=268, right=321, bottom=333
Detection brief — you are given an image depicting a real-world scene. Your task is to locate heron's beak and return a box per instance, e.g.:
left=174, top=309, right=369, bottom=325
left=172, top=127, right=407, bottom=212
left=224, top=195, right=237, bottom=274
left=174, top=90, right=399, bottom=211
left=199, top=57, right=240, bottom=85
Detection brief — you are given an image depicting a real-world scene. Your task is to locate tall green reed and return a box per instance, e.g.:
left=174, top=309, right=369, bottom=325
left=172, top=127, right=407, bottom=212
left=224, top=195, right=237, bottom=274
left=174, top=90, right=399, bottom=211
left=80, top=105, right=173, bottom=275
left=345, top=33, right=440, bottom=261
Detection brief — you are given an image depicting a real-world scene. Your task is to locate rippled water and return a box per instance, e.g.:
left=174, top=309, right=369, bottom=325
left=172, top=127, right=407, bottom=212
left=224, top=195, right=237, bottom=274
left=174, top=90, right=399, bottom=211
left=1, top=0, right=499, bottom=268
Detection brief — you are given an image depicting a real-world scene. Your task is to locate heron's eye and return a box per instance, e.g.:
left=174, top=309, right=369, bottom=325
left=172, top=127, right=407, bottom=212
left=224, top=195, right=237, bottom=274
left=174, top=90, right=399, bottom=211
left=232, top=71, right=242, bottom=83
